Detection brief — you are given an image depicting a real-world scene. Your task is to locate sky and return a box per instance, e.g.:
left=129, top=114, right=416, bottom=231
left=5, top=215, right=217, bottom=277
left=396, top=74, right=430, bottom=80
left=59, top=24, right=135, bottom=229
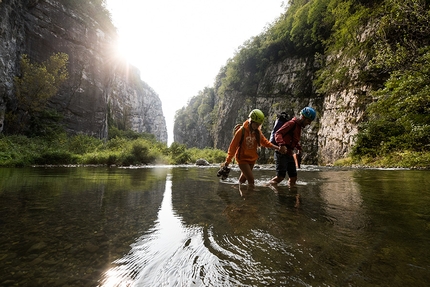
left=106, top=0, right=286, bottom=145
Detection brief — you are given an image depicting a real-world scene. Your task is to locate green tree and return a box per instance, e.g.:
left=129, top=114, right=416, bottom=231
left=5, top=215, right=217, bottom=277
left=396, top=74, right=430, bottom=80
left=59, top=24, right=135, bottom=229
left=168, top=142, right=191, bottom=164
left=353, top=0, right=430, bottom=156
left=10, top=53, right=69, bottom=134
left=356, top=50, right=430, bottom=155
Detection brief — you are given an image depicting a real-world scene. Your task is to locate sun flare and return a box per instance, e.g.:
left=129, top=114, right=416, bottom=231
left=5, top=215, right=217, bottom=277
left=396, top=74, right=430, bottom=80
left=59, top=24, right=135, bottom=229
left=112, top=35, right=135, bottom=63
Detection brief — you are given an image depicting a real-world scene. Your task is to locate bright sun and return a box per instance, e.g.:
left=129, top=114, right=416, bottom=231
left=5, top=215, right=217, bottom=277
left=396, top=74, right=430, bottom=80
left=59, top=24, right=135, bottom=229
left=113, top=35, right=134, bottom=63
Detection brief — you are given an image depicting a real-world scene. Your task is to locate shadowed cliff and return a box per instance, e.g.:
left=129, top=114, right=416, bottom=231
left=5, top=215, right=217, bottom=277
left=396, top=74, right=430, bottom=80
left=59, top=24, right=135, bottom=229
left=0, top=0, right=167, bottom=143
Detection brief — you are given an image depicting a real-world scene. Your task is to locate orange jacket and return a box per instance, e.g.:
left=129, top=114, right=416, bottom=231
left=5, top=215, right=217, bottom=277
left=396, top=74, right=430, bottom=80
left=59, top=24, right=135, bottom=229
left=225, top=120, right=273, bottom=165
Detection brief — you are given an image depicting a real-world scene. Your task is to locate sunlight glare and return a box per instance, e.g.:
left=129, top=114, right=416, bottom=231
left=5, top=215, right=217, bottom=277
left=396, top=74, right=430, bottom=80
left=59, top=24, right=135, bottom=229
left=112, top=28, right=144, bottom=69
left=114, top=35, right=134, bottom=64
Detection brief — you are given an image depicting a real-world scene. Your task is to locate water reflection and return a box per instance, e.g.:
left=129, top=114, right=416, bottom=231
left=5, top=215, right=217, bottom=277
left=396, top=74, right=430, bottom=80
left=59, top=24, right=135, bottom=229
left=100, top=173, right=222, bottom=286
left=0, top=167, right=167, bottom=286
left=319, top=171, right=369, bottom=234
left=1, top=167, right=429, bottom=287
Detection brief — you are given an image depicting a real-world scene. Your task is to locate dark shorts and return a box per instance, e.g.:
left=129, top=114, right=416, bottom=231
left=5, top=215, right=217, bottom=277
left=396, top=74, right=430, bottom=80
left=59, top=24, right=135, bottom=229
left=274, top=152, right=297, bottom=178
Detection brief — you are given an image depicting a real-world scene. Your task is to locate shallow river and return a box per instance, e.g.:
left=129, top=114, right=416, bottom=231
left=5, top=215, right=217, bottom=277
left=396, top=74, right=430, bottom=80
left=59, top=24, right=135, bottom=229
left=0, top=166, right=429, bottom=286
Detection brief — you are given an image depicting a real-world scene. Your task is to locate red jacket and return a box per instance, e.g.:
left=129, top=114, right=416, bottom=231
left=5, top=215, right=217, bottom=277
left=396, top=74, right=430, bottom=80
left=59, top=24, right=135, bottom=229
left=226, top=120, right=273, bottom=165
left=274, top=117, right=302, bottom=156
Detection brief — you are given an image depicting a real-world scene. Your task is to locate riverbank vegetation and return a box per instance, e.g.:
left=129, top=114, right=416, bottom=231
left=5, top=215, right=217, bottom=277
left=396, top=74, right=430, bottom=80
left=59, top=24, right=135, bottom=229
left=0, top=128, right=226, bottom=167
left=334, top=152, right=430, bottom=169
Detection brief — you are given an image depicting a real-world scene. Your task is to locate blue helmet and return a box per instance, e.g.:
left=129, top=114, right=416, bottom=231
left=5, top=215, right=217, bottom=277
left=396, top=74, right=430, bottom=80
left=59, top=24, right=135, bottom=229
left=300, top=107, right=316, bottom=121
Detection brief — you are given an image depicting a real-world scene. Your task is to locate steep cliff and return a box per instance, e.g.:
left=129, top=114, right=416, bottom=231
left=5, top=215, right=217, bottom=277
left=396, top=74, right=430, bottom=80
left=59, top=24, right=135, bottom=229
left=0, top=0, right=167, bottom=143
left=173, top=1, right=389, bottom=165
left=213, top=56, right=320, bottom=160
left=174, top=53, right=373, bottom=165
left=174, top=56, right=322, bottom=164
left=174, top=87, right=215, bottom=149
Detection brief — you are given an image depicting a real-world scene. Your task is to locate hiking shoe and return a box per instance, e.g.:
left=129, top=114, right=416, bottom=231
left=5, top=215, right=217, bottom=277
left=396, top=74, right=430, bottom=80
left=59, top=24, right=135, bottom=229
left=216, top=166, right=231, bottom=180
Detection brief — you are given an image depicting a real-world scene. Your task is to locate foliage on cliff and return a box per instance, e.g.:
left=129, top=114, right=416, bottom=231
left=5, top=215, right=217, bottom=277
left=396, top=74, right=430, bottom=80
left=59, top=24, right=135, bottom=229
left=62, top=0, right=114, bottom=30
left=351, top=0, right=430, bottom=159
left=174, top=0, right=430, bottom=166
left=7, top=53, right=69, bottom=136
left=174, top=87, right=216, bottom=148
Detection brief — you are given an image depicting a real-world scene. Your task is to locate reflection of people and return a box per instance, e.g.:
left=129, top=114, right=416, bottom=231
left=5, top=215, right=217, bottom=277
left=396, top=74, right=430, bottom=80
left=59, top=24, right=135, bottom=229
left=238, top=182, right=253, bottom=198
left=223, top=109, right=280, bottom=186
left=267, top=182, right=301, bottom=208
left=269, top=107, right=316, bottom=187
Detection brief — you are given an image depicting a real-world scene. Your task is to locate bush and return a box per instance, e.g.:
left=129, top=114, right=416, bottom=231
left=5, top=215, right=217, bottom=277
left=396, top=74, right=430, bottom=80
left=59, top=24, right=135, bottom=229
left=0, top=134, right=226, bottom=167
left=168, top=142, right=192, bottom=164
left=32, top=150, right=78, bottom=165
left=352, top=120, right=406, bottom=156
left=104, top=136, right=128, bottom=151
left=187, top=147, right=226, bottom=164
left=79, top=151, right=116, bottom=165
left=108, top=126, right=156, bottom=141
left=130, top=141, right=155, bottom=164
left=68, top=134, right=103, bottom=154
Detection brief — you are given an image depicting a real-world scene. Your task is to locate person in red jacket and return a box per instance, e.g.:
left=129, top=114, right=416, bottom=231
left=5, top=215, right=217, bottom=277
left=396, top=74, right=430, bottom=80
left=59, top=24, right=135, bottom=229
left=222, top=109, right=280, bottom=186
left=269, top=107, right=316, bottom=187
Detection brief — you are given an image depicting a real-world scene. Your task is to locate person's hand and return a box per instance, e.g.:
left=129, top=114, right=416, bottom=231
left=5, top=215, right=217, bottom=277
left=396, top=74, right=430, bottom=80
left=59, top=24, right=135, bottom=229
left=279, top=146, right=287, bottom=154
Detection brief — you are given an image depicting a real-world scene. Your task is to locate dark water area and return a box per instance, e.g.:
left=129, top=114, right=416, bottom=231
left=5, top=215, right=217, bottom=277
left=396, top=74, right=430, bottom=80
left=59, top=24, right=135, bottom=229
left=0, top=166, right=429, bottom=286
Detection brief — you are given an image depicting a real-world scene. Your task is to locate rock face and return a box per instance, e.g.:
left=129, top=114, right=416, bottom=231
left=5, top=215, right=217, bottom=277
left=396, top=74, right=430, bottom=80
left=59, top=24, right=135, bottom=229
left=317, top=88, right=368, bottom=164
left=0, top=0, right=167, bottom=143
left=173, top=89, right=215, bottom=149
left=174, top=53, right=370, bottom=165
left=209, top=56, right=322, bottom=164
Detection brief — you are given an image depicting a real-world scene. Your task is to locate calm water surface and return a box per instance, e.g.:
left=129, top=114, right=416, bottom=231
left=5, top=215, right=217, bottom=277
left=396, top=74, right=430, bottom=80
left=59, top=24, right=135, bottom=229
left=0, top=166, right=429, bottom=286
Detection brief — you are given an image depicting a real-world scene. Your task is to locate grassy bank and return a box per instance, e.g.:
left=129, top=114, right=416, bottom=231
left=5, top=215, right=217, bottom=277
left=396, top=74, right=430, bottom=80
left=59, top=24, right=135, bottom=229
left=2, top=133, right=428, bottom=169
left=0, top=133, right=227, bottom=167
left=334, top=151, right=430, bottom=169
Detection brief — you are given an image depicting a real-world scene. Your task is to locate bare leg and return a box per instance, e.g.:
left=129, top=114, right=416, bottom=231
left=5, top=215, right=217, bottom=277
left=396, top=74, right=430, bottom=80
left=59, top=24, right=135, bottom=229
left=294, top=193, right=300, bottom=208
left=269, top=176, right=284, bottom=184
left=239, top=173, right=247, bottom=184
left=289, top=176, right=297, bottom=187
left=293, top=153, right=299, bottom=168
left=238, top=164, right=255, bottom=186
left=239, top=184, right=254, bottom=198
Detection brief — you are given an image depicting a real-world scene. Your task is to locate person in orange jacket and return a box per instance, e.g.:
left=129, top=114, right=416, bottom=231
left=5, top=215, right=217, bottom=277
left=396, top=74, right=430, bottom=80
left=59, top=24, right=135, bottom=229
left=269, top=107, right=316, bottom=187
left=222, top=109, right=281, bottom=186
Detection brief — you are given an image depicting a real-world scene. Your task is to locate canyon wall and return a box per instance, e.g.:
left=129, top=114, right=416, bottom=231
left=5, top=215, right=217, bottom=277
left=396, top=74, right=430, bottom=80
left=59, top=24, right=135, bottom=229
left=0, top=0, right=167, bottom=142
left=175, top=54, right=371, bottom=165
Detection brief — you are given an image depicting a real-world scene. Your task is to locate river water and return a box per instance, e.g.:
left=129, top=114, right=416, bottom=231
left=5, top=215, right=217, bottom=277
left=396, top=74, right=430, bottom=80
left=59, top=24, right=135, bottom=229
left=0, top=166, right=429, bottom=286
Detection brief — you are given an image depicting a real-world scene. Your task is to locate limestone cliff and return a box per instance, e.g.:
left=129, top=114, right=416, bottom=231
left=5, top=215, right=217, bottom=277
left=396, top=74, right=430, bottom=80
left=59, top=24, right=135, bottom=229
left=214, top=57, right=322, bottom=164
left=172, top=1, right=386, bottom=166
left=0, top=0, right=167, bottom=143
left=174, top=50, right=374, bottom=165
left=175, top=56, right=323, bottom=164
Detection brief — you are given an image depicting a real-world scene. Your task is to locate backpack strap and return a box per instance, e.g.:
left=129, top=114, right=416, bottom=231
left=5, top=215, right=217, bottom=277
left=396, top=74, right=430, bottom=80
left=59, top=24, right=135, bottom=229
left=236, top=126, right=245, bottom=160
left=276, top=119, right=297, bottom=148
